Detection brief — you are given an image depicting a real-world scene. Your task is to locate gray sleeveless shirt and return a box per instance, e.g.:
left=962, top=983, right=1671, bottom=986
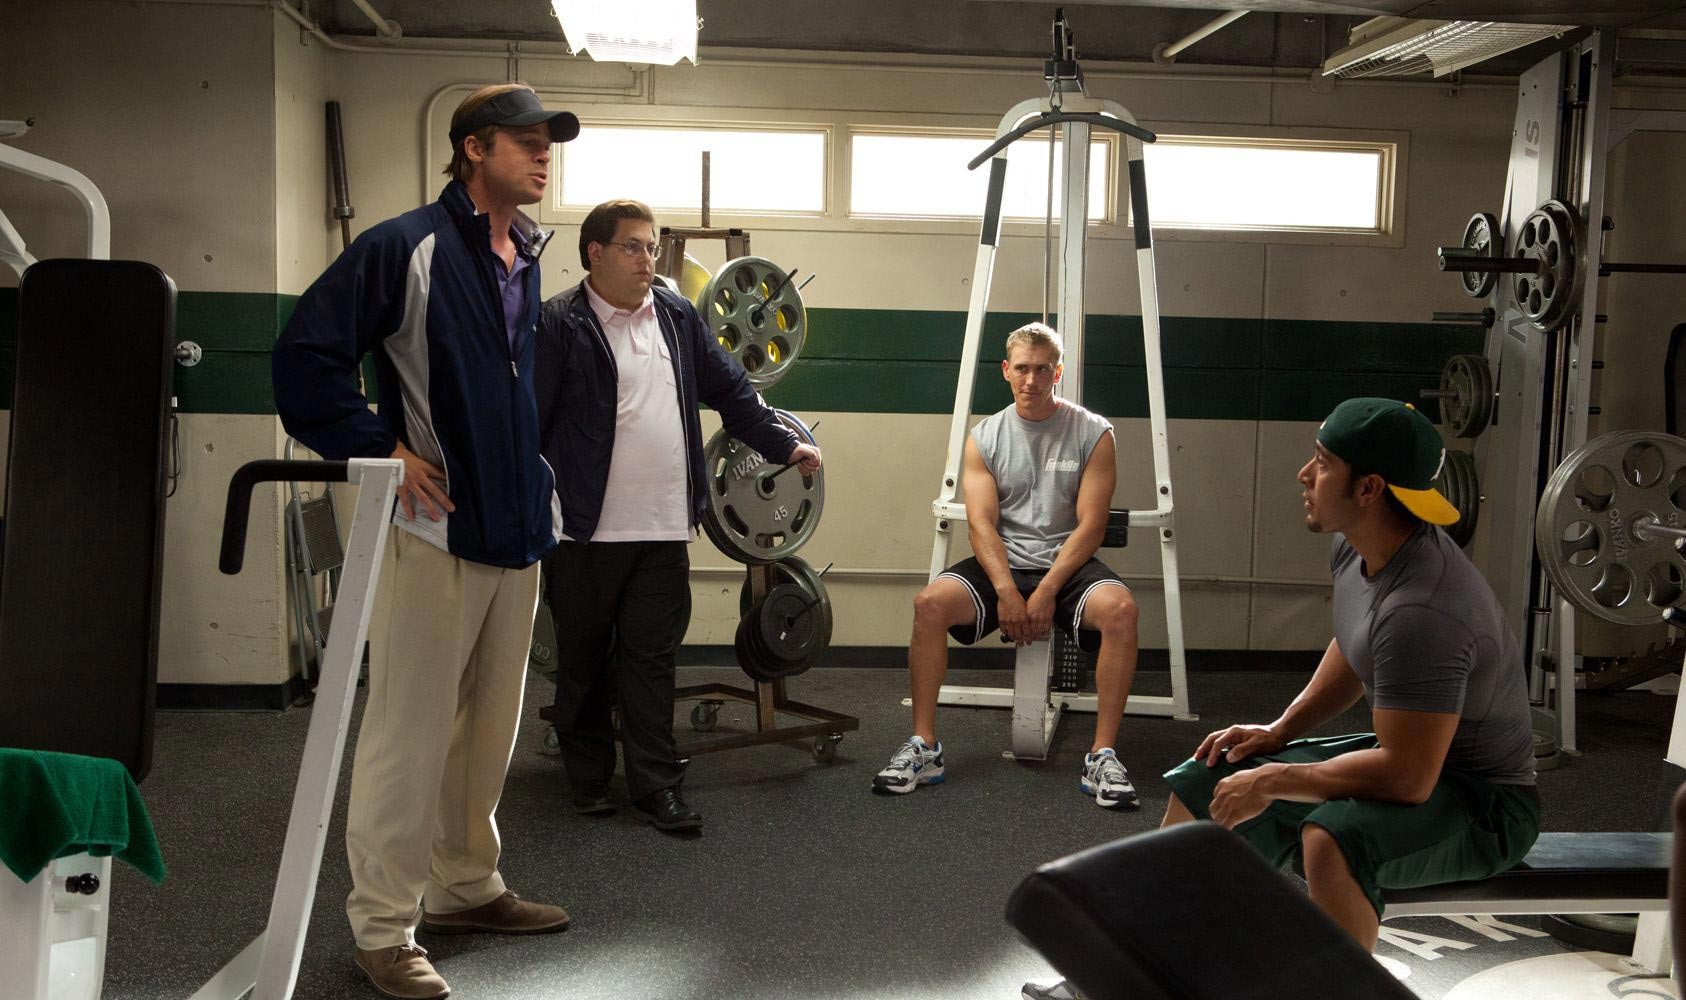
left=970, top=399, right=1113, bottom=570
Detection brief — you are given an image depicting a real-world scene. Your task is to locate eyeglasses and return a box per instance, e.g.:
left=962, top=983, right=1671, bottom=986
left=605, top=240, right=662, bottom=260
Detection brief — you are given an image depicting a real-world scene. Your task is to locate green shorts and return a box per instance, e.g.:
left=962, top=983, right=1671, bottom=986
left=1162, top=733, right=1542, bottom=917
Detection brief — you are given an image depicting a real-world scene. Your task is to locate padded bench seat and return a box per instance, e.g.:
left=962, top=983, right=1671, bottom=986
left=1007, top=823, right=1415, bottom=1000
left=1381, top=832, right=1671, bottom=917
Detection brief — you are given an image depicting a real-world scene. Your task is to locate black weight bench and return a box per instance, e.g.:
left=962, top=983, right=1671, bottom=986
left=1007, top=825, right=1673, bottom=1000
left=1006, top=823, right=1417, bottom=1000
left=1380, top=831, right=1671, bottom=917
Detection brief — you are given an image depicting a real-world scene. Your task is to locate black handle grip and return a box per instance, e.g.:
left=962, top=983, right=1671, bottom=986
left=969, top=112, right=1158, bottom=171
left=221, top=459, right=348, bottom=575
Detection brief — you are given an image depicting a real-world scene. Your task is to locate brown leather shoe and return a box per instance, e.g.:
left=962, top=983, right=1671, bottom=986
left=354, top=944, right=449, bottom=999
left=421, top=890, right=570, bottom=935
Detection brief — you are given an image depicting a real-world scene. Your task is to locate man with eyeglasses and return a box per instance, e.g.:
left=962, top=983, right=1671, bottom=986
left=534, top=199, right=821, bottom=831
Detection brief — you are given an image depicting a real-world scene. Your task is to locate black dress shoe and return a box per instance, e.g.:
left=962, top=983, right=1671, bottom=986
left=571, top=780, right=617, bottom=816
left=632, top=788, right=703, bottom=831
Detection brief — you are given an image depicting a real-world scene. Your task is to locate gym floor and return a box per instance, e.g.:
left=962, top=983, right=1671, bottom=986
left=106, top=664, right=1681, bottom=1000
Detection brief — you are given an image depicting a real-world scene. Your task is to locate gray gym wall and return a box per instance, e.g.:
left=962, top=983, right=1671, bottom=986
left=1, top=1, right=1682, bottom=693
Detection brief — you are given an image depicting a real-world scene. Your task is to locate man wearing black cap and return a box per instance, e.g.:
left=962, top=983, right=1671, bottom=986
left=1158, top=397, right=1540, bottom=950
left=273, top=83, right=581, bottom=999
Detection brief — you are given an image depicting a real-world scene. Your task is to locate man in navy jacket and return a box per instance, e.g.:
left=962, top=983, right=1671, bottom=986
left=274, top=84, right=575, bottom=1000
left=535, top=199, right=820, bottom=831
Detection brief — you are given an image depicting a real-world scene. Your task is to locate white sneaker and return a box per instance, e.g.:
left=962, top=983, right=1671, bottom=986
left=1081, top=748, right=1139, bottom=809
left=872, top=736, right=946, bottom=794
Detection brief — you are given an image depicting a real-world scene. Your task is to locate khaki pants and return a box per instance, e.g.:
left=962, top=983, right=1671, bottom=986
left=345, top=525, right=541, bottom=949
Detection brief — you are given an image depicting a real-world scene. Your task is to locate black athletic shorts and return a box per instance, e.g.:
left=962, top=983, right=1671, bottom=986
left=935, top=556, right=1129, bottom=653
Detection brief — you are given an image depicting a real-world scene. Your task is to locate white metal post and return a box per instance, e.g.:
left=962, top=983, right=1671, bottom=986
left=930, top=98, right=1043, bottom=579
left=0, top=856, right=53, bottom=1000
left=194, top=458, right=402, bottom=1000
left=1117, top=115, right=1192, bottom=719
left=1056, top=119, right=1089, bottom=402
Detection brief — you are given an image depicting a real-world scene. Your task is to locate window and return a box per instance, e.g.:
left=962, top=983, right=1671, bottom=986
left=557, top=124, right=827, bottom=214
left=1138, top=138, right=1392, bottom=233
left=849, top=131, right=1109, bottom=222
left=538, top=109, right=1398, bottom=242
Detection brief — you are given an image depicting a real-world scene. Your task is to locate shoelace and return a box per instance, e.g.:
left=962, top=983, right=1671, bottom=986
left=888, top=741, right=926, bottom=768
left=1095, top=755, right=1130, bottom=786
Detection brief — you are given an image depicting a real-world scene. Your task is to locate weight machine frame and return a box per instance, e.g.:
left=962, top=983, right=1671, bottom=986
left=0, top=124, right=111, bottom=274
left=927, top=18, right=1194, bottom=760
left=198, top=457, right=401, bottom=1000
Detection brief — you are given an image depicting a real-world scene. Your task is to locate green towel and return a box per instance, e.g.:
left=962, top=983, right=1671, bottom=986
left=0, top=748, right=166, bottom=885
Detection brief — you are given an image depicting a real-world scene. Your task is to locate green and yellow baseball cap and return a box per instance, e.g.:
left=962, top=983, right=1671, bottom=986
left=1317, top=397, right=1459, bottom=526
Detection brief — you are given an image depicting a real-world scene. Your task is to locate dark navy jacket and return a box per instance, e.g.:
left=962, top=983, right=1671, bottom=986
left=535, top=281, right=798, bottom=542
left=272, top=181, right=562, bottom=569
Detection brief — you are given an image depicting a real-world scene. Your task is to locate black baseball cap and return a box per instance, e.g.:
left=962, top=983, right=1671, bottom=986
left=1317, top=397, right=1460, bottom=525
left=449, top=89, right=580, bottom=147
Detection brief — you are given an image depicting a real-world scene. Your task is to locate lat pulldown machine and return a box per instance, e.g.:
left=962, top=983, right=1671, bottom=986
left=926, top=11, right=1194, bottom=760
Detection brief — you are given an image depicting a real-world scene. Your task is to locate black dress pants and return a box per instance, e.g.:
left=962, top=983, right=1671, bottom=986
left=545, top=539, right=691, bottom=800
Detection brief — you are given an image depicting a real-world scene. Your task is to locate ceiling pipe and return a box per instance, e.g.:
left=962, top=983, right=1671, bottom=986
left=348, top=0, right=402, bottom=42
left=1153, top=9, right=1249, bottom=65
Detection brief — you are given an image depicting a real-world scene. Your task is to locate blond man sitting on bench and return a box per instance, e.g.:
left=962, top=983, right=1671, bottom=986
left=873, top=323, right=1141, bottom=808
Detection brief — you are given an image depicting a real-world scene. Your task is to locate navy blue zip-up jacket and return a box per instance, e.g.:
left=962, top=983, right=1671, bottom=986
left=534, top=281, right=799, bottom=542
left=273, top=181, right=563, bottom=569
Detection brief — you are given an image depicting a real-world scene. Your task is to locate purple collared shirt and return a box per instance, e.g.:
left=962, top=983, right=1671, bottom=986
left=491, top=226, right=533, bottom=352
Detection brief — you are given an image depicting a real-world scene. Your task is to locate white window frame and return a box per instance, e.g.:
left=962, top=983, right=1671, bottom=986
left=548, top=117, right=832, bottom=219
left=535, top=103, right=1405, bottom=248
left=1128, top=128, right=1402, bottom=244
left=845, top=124, right=1118, bottom=228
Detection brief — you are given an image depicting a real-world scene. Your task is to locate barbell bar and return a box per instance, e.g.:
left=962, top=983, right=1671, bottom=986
left=1440, top=252, right=1686, bottom=278
left=1632, top=514, right=1686, bottom=545
left=1437, top=250, right=1545, bottom=275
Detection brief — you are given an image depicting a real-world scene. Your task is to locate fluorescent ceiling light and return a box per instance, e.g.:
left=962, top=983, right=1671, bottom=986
left=1322, top=17, right=1572, bottom=79
left=551, top=0, right=698, bottom=66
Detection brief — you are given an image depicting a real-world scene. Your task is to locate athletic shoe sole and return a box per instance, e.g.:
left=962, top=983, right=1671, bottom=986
left=872, top=768, right=945, bottom=794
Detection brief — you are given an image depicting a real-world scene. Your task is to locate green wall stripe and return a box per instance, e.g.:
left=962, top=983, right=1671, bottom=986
left=1261, top=318, right=1480, bottom=374
left=804, top=309, right=1266, bottom=369
left=0, top=291, right=1482, bottom=421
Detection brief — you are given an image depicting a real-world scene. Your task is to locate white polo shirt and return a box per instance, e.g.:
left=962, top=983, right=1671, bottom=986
left=578, top=279, right=693, bottom=541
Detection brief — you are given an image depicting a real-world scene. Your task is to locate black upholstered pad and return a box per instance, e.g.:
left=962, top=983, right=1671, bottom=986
left=0, top=259, right=175, bottom=781
left=1005, top=822, right=1415, bottom=1000
left=1381, top=832, right=1670, bottom=907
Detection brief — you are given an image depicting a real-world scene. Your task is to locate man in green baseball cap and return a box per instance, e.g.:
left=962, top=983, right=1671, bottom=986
left=1314, top=397, right=1460, bottom=527
left=1154, top=396, right=1540, bottom=951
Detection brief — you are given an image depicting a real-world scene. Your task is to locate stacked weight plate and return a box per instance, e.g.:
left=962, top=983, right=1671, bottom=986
left=1535, top=431, right=1686, bottom=626
left=1433, top=449, right=1480, bottom=549
left=697, top=256, right=830, bottom=681
left=698, top=255, right=808, bottom=389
